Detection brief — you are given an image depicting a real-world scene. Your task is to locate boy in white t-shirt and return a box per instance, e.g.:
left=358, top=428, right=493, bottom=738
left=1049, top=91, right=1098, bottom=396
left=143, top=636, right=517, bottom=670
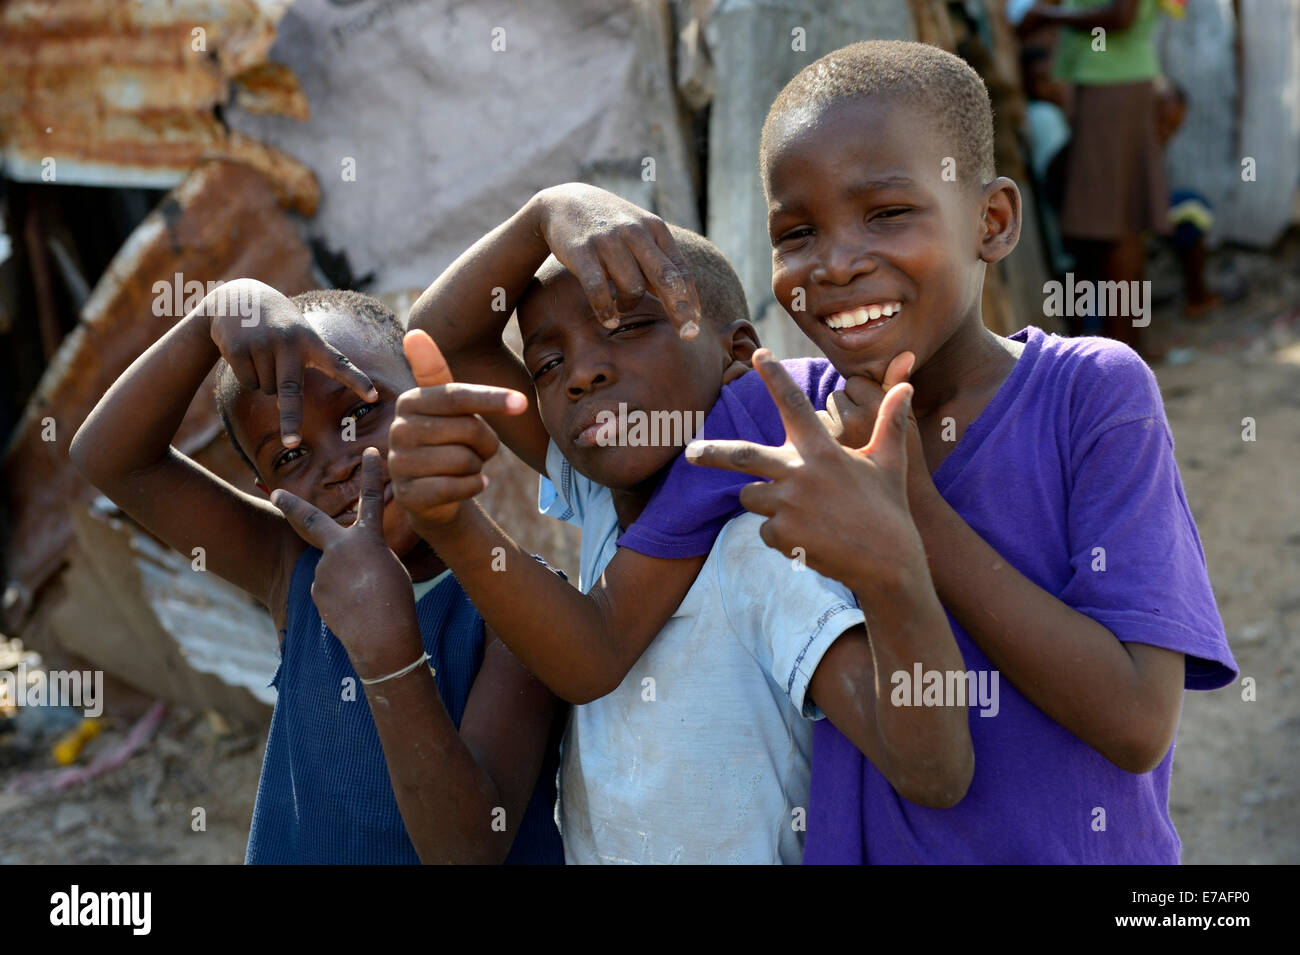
left=389, top=184, right=974, bottom=862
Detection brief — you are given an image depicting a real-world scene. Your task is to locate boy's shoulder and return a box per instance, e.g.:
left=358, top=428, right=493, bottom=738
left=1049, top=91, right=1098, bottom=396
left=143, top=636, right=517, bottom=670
left=1014, top=325, right=1165, bottom=439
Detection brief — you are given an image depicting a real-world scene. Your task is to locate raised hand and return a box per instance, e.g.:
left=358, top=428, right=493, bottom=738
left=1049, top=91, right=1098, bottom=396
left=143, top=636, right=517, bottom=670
left=535, top=183, right=703, bottom=337
left=685, top=349, right=926, bottom=599
left=270, top=447, right=416, bottom=669
left=815, top=352, right=935, bottom=509
left=388, top=330, right=528, bottom=532
left=206, top=279, right=377, bottom=448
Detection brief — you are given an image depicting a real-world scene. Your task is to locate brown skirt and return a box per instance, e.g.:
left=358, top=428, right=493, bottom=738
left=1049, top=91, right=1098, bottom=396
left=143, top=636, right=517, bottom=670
left=1059, top=80, right=1170, bottom=241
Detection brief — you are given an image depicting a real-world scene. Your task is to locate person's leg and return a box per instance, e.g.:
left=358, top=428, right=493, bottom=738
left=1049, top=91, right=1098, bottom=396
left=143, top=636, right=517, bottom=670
left=1064, top=238, right=1103, bottom=337
left=1179, top=232, right=1222, bottom=316
left=1103, top=232, right=1145, bottom=350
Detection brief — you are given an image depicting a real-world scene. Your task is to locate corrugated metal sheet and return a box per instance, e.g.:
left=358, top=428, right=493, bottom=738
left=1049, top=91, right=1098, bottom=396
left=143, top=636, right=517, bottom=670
left=1, top=159, right=317, bottom=623
left=0, top=0, right=318, bottom=213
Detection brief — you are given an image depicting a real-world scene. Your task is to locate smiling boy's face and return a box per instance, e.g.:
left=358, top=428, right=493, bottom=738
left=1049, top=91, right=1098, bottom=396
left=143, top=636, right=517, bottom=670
left=228, top=310, right=423, bottom=558
left=765, top=94, right=1007, bottom=383
left=518, top=271, right=738, bottom=492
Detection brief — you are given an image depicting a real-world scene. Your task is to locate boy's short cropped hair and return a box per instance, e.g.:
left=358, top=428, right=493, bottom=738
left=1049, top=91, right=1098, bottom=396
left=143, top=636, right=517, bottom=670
left=761, top=40, right=996, bottom=189
left=529, top=222, right=749, bottom=329
left=213, top=288, right=405, bottom=476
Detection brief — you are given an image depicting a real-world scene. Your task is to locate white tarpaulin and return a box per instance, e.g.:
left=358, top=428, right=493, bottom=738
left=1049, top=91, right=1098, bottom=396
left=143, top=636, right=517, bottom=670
left=227, top=0, right=700, bottom=296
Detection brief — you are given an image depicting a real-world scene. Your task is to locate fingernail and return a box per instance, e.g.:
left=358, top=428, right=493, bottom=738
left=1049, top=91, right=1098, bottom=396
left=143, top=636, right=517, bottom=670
left=685, top=442, right=702, bottom=461
left=282, top=433, right=300, bottom=447
left=679, top=321, right=699, bottom=340
left=602, top=315, right=620, bottom=329
left=506, top=392, right=527, bottom=412
left=269, top=490, right=283, bottom=507
left=366, top=387, right=379, bottom=401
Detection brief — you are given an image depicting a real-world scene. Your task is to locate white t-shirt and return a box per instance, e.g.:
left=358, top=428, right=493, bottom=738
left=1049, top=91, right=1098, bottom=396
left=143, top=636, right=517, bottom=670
left=539, top=442, right=864, bottom=864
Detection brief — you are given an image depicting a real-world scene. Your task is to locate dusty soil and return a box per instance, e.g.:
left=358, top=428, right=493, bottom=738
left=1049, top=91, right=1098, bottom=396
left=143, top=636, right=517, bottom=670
left=1, top=240, right=1295, bottom=865
left=1146, top=239, right=1300, bottom=865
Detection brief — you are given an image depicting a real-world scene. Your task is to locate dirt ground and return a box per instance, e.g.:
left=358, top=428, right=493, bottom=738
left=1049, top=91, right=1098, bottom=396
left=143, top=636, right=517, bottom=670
left=1, top=238, right=1296, bottom=865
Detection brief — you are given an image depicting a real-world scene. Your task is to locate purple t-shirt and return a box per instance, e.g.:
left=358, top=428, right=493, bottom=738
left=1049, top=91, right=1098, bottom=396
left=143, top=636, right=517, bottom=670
left=620, top=326, right=1237, bottom=864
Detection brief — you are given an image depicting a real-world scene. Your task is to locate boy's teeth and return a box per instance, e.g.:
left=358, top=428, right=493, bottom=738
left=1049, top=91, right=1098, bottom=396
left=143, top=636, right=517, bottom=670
left=824, top=302, right=901, bottom=329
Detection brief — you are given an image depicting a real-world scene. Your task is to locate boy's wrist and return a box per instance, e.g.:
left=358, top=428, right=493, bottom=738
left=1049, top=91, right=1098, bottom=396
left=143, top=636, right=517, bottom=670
left=410, top=500, right=480, bottom=552
left=340, top=606, right=424, bottom=679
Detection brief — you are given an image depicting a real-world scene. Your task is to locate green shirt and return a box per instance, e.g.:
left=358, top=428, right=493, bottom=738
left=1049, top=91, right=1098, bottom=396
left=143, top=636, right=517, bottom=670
left=1053, top=0, right=1161, bottom=85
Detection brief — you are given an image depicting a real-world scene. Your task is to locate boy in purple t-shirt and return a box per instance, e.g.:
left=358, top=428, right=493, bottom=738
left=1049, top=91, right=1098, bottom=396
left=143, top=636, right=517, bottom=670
left=627, top=41, right=1236, bottom=863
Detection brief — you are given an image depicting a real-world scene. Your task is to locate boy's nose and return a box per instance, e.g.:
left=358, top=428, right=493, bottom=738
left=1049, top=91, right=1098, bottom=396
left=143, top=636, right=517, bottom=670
left=564, top=349, right=616, bottom=398
left=566, top=368, right=611, bottom=399
left=813, top=240, right=878, bottom=286
left=323, top=452, right=362, bottom=488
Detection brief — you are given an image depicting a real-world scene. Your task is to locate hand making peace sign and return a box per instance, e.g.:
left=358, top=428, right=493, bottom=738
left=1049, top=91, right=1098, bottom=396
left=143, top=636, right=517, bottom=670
left=685, top=349, right=930, bottom=600
left=271, top=447, right=419, bottom=670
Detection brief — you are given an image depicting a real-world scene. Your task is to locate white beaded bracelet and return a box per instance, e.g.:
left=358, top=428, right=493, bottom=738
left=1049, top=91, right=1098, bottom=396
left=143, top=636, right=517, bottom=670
left=360, top=651, right=431, bottom=686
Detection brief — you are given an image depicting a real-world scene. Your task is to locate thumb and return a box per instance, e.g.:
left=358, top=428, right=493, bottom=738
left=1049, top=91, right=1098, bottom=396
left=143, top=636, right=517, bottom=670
left=881, top=351, right=916, bottom=391
left=403, top=329, right=454, bottom=388
left=861, top=382, right=913, bottom=476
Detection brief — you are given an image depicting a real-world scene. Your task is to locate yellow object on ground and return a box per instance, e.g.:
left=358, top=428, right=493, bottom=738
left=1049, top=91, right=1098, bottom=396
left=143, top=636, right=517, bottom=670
left=53, top=718, right=102, bottom=766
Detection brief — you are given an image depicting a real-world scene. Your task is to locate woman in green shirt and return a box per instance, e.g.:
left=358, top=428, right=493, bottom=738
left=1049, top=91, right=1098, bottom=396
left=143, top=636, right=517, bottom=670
left=1021, top=0, right=1169, bottom=355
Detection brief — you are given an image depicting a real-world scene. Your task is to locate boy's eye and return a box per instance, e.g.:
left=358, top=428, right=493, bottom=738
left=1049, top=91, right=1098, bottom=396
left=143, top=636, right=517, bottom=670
left=343, top=401, right=377, bottom=428
left=272, top=446, right=306, bottom=471
left=532, top=357, right=561, bottom=381
left=776, top=226, right=814, bottom=244
left=874, top=207, right=911, bottom=220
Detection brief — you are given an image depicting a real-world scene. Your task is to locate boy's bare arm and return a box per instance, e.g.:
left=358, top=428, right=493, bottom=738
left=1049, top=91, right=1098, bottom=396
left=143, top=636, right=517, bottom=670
left=406, top=184, right=701, bottom=475
left=417, top=501, right=704, bottom=703
left=808, top=616, right=974, bottom=809
left=911, top=499, right=1185, bottom=774
left=365, top=628, right=563, bottom=863
left=274, top=450, right=561, bottom=863
left=70, top=281, right=371, bottom=625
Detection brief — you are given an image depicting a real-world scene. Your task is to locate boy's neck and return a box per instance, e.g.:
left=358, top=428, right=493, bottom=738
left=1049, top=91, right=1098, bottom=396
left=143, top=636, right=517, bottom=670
left=909, top=318, right=1018, bottom=420
left=611, top=488, right=655, bottom=532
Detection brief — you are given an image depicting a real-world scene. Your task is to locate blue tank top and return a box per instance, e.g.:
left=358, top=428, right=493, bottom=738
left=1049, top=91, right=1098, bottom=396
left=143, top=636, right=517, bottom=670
left=245, top=548, right=563, bottom=864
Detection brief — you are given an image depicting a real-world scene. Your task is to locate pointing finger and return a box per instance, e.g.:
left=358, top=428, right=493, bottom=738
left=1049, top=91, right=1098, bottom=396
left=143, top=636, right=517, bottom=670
left=308, top=337, right=378, bottom=403
left=395, top=382, right=527, bottom=418
left=684, top=438, right=791, bottom=480
left=274, top=346, right=305, bottom=447
left=271, top=488, right=344, bottom=550
left=752, top=349, right=836, bottom=455
left=356, top=447, right=386, bottom=529
left=641, top=221, right=703, bottom=338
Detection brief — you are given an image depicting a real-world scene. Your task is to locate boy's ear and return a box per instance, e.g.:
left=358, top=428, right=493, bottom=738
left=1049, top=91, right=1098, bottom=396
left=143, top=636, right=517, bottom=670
left=725, top=320, right=761, bottom=366
left=978, top=177, right=1022, bottom=265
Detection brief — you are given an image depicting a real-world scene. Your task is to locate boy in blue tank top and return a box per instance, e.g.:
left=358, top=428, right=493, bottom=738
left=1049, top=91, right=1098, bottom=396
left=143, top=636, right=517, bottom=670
left=72, top=285, right=563, bottom=864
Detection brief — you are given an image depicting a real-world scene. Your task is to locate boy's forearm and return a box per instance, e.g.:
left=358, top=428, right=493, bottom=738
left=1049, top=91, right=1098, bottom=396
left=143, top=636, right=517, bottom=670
left=71, top=308, right=220, bottom=487
left=358, top=619, right=513, bottom=864
left=407, top=195, right=549, bottom=367
left=414, top=504, right=645, bottom=703
left=912, top=494, right=1176, bottom=772
left=841, top=575, right=974, bottom=808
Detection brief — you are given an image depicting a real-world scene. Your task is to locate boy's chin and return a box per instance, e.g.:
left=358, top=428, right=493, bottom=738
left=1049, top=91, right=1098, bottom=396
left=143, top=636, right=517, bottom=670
left=565, top=443, right=679, bottom=492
